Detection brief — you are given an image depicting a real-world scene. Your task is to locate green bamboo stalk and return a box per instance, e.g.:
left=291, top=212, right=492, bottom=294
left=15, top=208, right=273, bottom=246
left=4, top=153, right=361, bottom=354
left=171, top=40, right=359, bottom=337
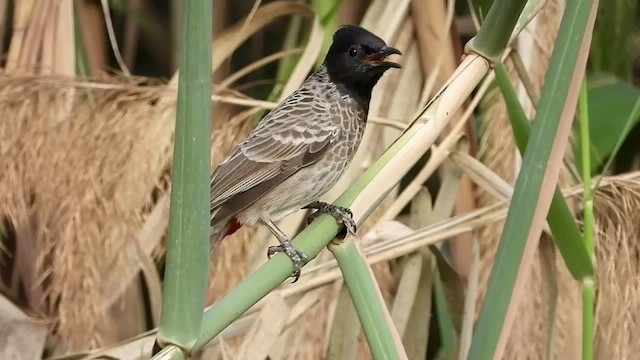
left=329, top=237, right=406, bottom=359
left=494, top=64, right=594, bottom=280
left=578, top=79, right=595, bottom=360
left=157, top=0, right=212, bottom=354
left=468, top=0, right=597, bottom=358
left=466, top=0, right=528, bottom=62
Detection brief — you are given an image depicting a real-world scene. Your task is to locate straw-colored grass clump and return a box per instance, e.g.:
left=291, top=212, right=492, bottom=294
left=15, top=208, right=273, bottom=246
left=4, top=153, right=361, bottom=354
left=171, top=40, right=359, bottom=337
left=593, top=177, right=640, bottom=358
left=0, top=76, right=256, bottom=352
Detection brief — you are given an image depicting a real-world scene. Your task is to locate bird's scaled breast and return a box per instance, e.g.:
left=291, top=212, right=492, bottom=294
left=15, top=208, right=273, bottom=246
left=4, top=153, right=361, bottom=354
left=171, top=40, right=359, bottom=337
left=236, top=158, right=348, bottom=225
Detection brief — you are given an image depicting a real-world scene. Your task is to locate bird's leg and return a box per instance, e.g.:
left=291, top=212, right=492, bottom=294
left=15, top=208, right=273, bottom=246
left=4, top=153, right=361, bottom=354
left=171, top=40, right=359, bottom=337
left=303, top=201, right=357, bottom=234
left=262, top=216, right=309, bottom=282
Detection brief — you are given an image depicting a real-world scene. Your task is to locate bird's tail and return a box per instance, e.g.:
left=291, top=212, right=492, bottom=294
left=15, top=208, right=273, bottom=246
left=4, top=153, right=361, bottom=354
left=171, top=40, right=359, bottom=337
left=209, top=225, right=227, bottom=258
left=209, top=207, right=227, bottom=258
left=210, top=208, right=244, bottom=258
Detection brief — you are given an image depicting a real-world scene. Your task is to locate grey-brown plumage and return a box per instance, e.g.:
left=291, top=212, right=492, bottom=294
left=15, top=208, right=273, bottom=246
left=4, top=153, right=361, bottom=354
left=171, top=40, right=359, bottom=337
left=210, top=25, right=401, bottom=280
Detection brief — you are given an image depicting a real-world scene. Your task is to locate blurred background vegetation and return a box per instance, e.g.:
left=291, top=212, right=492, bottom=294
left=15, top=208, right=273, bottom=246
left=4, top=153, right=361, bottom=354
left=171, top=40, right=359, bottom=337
left=0, top=0, right=639, bottom=359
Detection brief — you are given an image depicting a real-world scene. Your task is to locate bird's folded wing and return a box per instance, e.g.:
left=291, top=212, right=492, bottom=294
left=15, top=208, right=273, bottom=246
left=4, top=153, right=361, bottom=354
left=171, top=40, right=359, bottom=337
left=209, top=123, right=336, bottom=210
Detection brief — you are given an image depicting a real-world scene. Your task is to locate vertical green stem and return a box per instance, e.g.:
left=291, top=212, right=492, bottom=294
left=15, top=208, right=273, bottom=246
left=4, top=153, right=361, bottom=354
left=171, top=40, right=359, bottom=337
left=578, top=79, right=595, bottom=360
left=329, top=238, right=405, bottom=360
left=157, top=0, right=213, bottom=353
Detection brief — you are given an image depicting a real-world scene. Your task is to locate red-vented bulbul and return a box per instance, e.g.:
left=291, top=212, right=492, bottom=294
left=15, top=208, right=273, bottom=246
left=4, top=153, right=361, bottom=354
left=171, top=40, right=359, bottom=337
left=210, top=25, right=401, bottom=281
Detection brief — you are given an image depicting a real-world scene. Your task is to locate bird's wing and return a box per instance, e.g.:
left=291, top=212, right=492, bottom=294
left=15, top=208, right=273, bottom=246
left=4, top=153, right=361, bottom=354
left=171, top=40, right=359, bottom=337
left=210, top=85, right=338, bottom=212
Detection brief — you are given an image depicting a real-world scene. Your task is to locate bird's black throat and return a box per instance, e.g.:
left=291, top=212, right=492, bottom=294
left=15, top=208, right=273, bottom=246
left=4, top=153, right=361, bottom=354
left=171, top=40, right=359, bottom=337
left=326, top=67, right=386, bottom=113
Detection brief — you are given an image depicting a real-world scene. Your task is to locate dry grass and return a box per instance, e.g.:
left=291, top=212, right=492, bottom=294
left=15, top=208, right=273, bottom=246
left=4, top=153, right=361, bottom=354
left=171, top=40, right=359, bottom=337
left=593, top=177, right=640, bottom=358
left=0, top=77, right=173, bottom=352
left=0, top=74, right=257, bottom=354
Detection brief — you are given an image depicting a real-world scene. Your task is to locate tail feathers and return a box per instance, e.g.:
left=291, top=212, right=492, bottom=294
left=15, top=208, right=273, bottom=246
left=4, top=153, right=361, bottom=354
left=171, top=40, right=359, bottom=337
left=209, top=207, right=226, bottom=257
left=209, top=207, right=243, bottom=257
left=209, top=223, right=228, bottom=258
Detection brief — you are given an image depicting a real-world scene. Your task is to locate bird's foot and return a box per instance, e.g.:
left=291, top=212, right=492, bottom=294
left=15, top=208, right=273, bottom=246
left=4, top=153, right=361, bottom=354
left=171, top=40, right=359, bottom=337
left=267, top=240, right=309, bottom=283
left=304, top=201, right=357, bottom=235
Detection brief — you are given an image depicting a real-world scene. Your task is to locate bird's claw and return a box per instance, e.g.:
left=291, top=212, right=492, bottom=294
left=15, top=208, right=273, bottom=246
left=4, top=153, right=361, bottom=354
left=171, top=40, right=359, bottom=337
left=304, top=201, right=357, bottom=235
left=267, top=240, right=309, bottom=283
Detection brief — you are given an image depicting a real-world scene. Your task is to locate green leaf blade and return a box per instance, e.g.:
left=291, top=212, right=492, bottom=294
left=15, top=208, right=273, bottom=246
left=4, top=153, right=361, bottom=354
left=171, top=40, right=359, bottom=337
left=157, top=0, right=213, bottom=351
left=469, top=1, right=597, bottom=358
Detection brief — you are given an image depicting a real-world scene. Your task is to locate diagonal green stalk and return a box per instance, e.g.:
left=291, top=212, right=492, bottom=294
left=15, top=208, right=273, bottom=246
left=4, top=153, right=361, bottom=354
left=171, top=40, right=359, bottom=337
left=329, top=237, right=406, bottom=359
left=578, top=79, right=595, bottom=360
left=466, top=0, right=528, bottom=62
left=494, top=64, right=594, bottom=279
left=468, top=0, right=598, bottom=358
left=157, top=0, right=212, bottom=355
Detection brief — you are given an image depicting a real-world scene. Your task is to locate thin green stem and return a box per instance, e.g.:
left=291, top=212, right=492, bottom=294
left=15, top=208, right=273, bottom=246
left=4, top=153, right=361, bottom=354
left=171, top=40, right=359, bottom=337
left=578, top=79, right=595, bottom=360
left=579, top=80, right=594, bottom=253
left=329, top=237, right=405, bottom=360
left=509, top=52, right=539, bottom=105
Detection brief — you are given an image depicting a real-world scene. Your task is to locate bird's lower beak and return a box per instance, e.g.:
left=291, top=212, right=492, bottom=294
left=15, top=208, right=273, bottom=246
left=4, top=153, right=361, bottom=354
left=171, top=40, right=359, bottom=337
left=364, top=46, right=402, bottom=69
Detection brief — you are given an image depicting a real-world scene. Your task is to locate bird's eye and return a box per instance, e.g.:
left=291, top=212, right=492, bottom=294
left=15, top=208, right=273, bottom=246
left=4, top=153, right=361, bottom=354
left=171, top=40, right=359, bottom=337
left=348, top=46, right=358, bottom=57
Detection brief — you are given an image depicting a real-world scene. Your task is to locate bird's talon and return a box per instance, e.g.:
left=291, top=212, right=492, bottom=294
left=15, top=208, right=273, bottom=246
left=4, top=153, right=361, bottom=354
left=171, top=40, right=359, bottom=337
left=267, top=241, right=308, bottom=281
left=305, top=211, right=321, bottom=225
left=304, top=201, right=357, bottom=234
left=267, top=245, right=280, bottom=259
left=291, top=269, right=301, bottom=283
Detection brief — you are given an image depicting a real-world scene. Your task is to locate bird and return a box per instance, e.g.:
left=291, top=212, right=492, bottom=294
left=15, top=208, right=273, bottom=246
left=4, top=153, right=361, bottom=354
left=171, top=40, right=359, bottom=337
left=209, top=25, right=401, bottom=281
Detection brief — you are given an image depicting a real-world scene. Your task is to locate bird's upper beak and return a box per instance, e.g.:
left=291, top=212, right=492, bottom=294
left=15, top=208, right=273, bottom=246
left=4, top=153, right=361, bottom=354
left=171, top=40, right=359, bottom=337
left=364, top=46, right=402, bottom=69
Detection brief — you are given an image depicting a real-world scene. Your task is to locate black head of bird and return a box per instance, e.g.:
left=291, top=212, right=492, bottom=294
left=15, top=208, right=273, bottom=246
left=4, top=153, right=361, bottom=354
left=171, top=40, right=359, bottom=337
left=324, top=25, right=401, bottom=99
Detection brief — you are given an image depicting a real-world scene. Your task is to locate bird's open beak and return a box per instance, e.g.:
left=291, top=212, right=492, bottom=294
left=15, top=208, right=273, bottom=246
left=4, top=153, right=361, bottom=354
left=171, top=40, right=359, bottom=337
left=364, top=46, right=402, bottom=69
